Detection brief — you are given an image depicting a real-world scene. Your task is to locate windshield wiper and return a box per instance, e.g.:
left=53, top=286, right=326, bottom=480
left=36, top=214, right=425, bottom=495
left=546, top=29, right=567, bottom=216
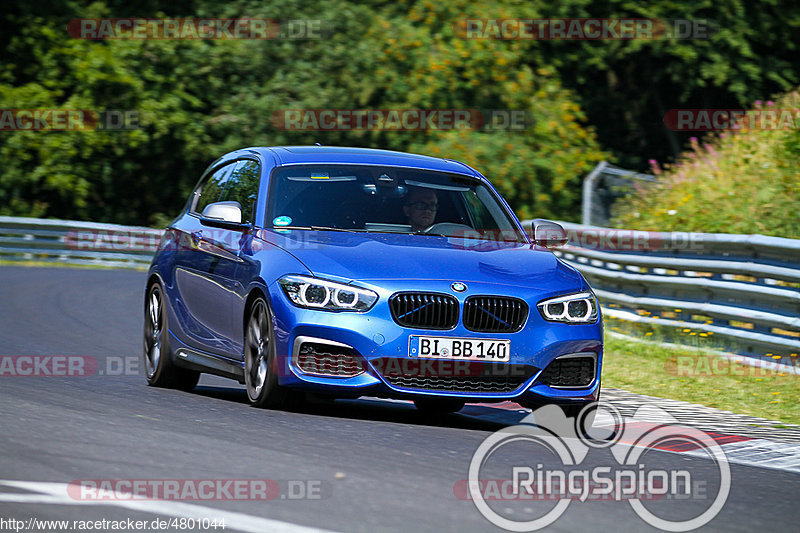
left=274, top=225, right=365, bottom=233
left=311, top=226, right=366, bottom=232
left=412, top=231, right=448, bottom=237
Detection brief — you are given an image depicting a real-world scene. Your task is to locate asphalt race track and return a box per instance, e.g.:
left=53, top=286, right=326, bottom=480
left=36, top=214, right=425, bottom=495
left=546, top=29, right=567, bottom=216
left=1, top=266, right=799, bottom=532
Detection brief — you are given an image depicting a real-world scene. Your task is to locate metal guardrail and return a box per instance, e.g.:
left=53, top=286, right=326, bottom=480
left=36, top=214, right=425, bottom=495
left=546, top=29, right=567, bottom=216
left=533, top=220, right=800, bottom=361
left=581, top=161, right=656, bottom=226
left=0, top=216, right=161, bottom=269
left=2, top=215, right=799, bottom=361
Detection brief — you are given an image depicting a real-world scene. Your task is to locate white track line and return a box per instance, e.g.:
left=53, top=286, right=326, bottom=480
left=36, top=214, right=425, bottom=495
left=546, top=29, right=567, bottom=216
left=0, top=480, right=340, bottom=533
left=682, top=440, right=800, bottom=474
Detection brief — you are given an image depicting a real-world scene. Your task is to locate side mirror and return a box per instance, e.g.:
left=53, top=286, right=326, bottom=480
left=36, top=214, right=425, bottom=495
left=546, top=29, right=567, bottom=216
left=531, top=219, right=568, bottom=248
left=200, top=201, right=245, bottom=229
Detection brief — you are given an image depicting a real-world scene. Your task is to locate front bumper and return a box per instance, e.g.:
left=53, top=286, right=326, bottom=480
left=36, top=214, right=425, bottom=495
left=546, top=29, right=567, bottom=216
left=267, top=279, right=603, bottom=404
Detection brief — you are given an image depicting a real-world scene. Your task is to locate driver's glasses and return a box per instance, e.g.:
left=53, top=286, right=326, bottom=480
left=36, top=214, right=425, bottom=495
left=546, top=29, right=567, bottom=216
left=407, top=201, right=438, bottom=211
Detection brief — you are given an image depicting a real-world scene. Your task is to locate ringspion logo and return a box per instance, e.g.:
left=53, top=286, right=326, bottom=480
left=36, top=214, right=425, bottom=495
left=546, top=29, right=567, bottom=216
left=466, top=404, right=730, bottom=531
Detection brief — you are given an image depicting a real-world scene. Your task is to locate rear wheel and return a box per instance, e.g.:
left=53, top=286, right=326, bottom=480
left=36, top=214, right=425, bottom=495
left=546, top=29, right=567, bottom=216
left=244, top=297, right=292, bottom=408
left=143, top=282, right=200, bottom=391
left=413, top=398, right=465, bottom=415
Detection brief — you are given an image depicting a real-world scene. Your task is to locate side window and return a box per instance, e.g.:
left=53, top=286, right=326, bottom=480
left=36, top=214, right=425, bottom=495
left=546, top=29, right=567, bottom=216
left=463, top=189, right=499, bottom=231
left=192, top=163, right=236, bottom=215
left=220, top=160, right=261, bottom=224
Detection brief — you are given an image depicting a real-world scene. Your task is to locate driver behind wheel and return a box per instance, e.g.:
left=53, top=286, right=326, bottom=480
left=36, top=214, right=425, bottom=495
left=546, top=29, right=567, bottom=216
left=403, top=187, right=438, bottom=232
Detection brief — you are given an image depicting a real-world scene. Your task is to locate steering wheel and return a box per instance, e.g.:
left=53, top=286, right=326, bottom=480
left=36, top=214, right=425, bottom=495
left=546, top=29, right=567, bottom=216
left=423, top=222, right=475, bottom=235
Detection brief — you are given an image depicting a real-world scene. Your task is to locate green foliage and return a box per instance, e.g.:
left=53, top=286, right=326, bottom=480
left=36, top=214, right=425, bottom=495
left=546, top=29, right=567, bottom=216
left=536, top=0, right=800, bottom=169
left=413, top=130, right=603, bottom=221
left=365, top=0, right=606, bottom=220
left=0, top=6, right=216, bottom=225
left=611, top=91, right=800, bottom=238
left=1, top=0, right=798, bottom=228
left=0, top=0, right=606, bottom=226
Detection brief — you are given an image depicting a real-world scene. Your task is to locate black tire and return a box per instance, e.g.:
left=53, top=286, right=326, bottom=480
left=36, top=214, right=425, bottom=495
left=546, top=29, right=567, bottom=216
left=519, top=400, right=598, bottom=437
left=565, top=384, right=601, bottom=437
left=562, top=403, right=597, bottom=436
left=413, top=398, right=465, bottom=415
left=143, top=282, right=200, bottom=392
left=244, top=297, right=292, bottom=408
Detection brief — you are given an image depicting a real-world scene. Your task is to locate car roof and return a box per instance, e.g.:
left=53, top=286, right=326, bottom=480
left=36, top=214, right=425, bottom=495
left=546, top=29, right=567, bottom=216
left=247, top=146, right=482, bottom=177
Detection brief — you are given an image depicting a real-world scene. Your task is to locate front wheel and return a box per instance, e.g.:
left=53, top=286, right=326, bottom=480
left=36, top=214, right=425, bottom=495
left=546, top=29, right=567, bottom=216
left=520, top=401, right=598, bottom=437
left=563, top=403, right=597, bottom=436
left=244, top=298, right=291, bottom=408
left=143, top=282, right=200, bottom=391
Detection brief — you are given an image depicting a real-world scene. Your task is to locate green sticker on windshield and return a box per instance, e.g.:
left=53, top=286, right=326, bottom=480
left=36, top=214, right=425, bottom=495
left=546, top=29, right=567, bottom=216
left=273, top=216, right=292, bottom=226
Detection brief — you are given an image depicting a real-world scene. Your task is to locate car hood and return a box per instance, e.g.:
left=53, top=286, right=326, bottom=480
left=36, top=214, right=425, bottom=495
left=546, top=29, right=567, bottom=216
left=258, top=229, right=584, bottom=290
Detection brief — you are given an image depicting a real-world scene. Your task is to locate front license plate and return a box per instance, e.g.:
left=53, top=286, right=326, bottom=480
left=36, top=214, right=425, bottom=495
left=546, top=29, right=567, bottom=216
left=409, top=336, right=510, bottom=362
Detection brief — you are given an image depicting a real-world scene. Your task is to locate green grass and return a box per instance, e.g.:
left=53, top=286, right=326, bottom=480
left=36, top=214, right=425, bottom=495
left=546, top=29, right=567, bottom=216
left=603, top=334, right=800, bottom=425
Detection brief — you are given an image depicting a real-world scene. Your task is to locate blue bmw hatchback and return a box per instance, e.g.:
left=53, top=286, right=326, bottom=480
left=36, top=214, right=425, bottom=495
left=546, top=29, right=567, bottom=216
left=144, top=146, right=602, bottom=416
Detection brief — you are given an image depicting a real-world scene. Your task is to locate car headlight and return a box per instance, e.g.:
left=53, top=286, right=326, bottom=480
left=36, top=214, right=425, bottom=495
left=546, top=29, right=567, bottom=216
left=278, top=275, right=378, bottom=312
left=537, top=291, right=598, bottom=323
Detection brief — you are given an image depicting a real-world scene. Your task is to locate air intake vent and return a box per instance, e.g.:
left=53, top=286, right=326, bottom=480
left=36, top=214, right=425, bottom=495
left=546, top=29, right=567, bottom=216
left=373, top=358, right=537, bottom=394
left=538, top=355, right=596, bottom=388
left=463, top=296, right=528, bottom=332
left=389, top=293, right=458, bottom=330
left=383, top=375, right=525, bottom=393
left=295, top=342, right=364, bottom=377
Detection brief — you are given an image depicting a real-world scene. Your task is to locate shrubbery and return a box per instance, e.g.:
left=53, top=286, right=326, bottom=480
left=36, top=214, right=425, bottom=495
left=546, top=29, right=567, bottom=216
left=0, top=0, right=604, bottom=226
left=612, top=91, right=800, bottom=238
left=2, top=0, right=799, bottom=229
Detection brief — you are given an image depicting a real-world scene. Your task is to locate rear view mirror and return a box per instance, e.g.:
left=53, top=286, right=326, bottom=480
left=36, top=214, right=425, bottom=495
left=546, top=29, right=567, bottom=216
left=531, top=219, right=568, bottom=248
left=200, top=201, right=245, bottom=229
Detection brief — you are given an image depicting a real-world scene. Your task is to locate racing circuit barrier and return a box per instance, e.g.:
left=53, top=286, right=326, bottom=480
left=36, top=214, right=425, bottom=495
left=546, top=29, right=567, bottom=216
left=580, top=160, right=656, bottom=226
left=528, top=220, right=800, bottom=362
left=1, top=215, right=799, bottom=360
left=0, top=216, right=161, bottom=269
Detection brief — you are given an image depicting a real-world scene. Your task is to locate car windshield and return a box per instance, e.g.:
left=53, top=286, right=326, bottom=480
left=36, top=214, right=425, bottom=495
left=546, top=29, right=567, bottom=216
left=266, top=165, right=525, bottom=242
